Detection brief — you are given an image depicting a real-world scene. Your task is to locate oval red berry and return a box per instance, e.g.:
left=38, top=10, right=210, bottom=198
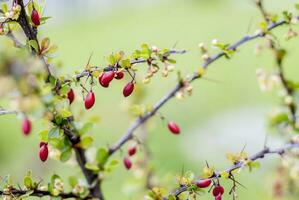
left=39, top=144, right=48, bottom=162
left=167, top=121, right=180, bottom=134
left=115, top=71, right=124, bottom=80
left=212, top=185, right=224, bottom=197
left=128, top=147, right=137, bottom=156
left=196, top=179, right=212, bottom=188
left=22, top=118, right=31, bottom=136
left=85, top=91, right=95, bottom=109
left=31, top=9, right=40, bottom=26
left=123, top=82, right=134, bottom=97
left=67, top=88, right=75, bottom=104
left=123, top=157, right=132, bottom=170
left=100, top=71, right=115, bottom=87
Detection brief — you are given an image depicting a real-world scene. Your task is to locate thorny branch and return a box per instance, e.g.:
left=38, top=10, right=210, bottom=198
left=0, top=1, right=298, bottom=199
left=11, top=1, right=104, bottom=199
left=0, top=187, right=89, bottom=199
left=167, top=141, right=299, bottom=199
left=108, top=15, right=299, bottom=157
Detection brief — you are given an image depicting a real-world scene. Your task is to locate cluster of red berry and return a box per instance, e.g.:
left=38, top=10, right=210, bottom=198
left=66, top=70, right=135, bottom=110
left=196, top=179, right=225, bottom=200
left=123, top=146, right=137, bottom=170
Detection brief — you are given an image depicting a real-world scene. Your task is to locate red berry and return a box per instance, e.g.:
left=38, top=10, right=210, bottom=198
left=39, top=141, right=47, bottom=147
left=123, top=82, right=134, bottom=97
left=123, top=157, right=132, bottom=170
left=115, top=71, right=124, bottom=80
left=85, top=91, right=95, bottom=109
left=99, top=71, right=115, bottom=88
left=39, top=144, right=48, bottom=162
left=212, top=185, right=224, bottom=197
left=31, top=9, right=40, bottom=26
left=215, top=194, right=222, bottom=200
left=67, top=88, right=75, bottom=104
left=196, top=179, right=212, bottom=188
left=98, top=73, right=108, bottom=88
left=128, top=146, right=137, bottom=156
left=167, top=121, right=180, bottom=134
left=22, top=118, right=31, bottom=136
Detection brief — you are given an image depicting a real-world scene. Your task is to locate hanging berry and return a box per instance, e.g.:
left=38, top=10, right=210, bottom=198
left=123, top=157, right=132, bottom=170
left=123, top=82, right=134, bottom=97
left=85, top=91, right=95, bottom=109
left=212, top=185, right=224, bottom=197
left=22, top=118, right=32, bottom=136
left=167, top=121, right=180, bottom=135
left=128, top=146, right=137, bottom=156
left=39, top=143, right=48, bottom=162
left=31, top=8, right=40, bottom=26
left=115, top=71, right=124, bottom=80
left=67, top=88, right=75, bottom=104
left=99, top=71, right=115, bottom=88
left=196, top=179, right=212, bottom=188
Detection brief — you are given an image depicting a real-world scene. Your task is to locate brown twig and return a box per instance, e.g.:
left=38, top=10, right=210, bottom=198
left=168, top=141, right=299, bottom=198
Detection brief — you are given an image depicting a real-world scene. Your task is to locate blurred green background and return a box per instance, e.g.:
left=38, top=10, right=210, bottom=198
left=0, top=0, right=299, bottom=199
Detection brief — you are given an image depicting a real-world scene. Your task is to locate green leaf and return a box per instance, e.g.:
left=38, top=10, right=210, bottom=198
left=39, top=130, right=49, bottom=142
left=60, top=148, right=72, bottom=162
left=41, top=37, right=50, bottom=50
left=269, top=112, right=289, bottom=126
left=49, top=127, right=60, bottom=139
left=68, top=176, right=77, bottom=188
left=167, top=58, right=176, bottom=64
left=96, top=148, right=109, bottom=166
left=105, top=159, right=119, bottom=173
left=29, top=40, right=39, bottom=52
left=79, top=122, right=93, bottom=135
left=1, top=3, right=8, bottom=13
left=85, top=162, right=100, bottom=172
left=295, top=4, right=299, bottom=10
left=184, top=171, right=195, bottom=182
left=45, top=45, right=58, bottom=55
left=23, top=176, right=33, bottom=189
left=59, top=109, right=72, bottom=118
left=40, top=16, right=52, bottom=24
left=79, top=136, right=93, bottom=149
left=107, top=54, right=117, bottom=65
left=168, top=195, right=176, bottom=200
left=120, top=59, right=131, bottom=68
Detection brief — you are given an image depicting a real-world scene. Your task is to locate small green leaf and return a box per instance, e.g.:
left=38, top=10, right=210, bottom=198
left=68, top=176, right=77, bottom=188
left=79, top=136, right=93, bottom=149
left=59, top=109, right=72, bottom=118
left=41, top=37, right=50, bottom=50
left=1, top=3, right=8, bottom=13
left=39, top=130, right=49, bottom=142
left=29, top=40, right=39, bottom=52
left=45, top=45, right=58, bottom=55
left=23, top=176, right=32, bottom=188
left=85, top=162, right=100, bottom=172
left=60, top=148, right=72, bottom=162
left=96, top=148, right=109, bottom=166
left=49, top=127, right=60, bottom=139
left=79, top=122, right=93, bottom=135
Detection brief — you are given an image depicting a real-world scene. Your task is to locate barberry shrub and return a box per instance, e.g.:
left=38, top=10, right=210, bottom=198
left=0, top=0, right=299, bottom=200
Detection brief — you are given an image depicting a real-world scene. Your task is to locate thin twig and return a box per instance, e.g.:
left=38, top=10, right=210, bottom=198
left=168, top=141, right=299, bottom=198
left=0, top=187, right=89, bottom=199
left=108, top=16, right=299, bottom=156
